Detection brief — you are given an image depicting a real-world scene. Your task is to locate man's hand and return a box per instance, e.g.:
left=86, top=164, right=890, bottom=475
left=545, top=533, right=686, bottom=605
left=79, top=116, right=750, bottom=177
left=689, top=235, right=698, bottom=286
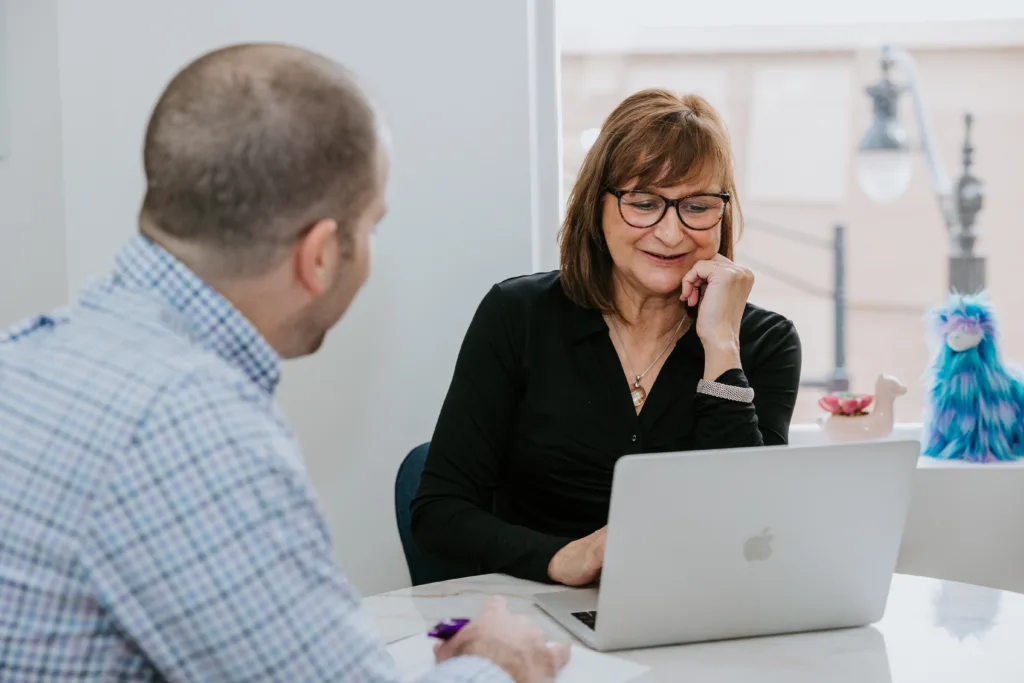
left=435, top=597, right=571, bottom=683
left=547, top=526, right=607, bottom=586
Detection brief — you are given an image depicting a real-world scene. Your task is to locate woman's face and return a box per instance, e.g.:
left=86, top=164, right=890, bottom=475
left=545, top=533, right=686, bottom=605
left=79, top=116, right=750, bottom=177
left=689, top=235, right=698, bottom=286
left=601, top=177, right=723, bottom=299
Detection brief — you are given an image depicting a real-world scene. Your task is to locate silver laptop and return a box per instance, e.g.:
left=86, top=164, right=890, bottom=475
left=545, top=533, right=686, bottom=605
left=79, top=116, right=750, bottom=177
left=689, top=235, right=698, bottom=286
left=534, top=440, right=920, bottom=651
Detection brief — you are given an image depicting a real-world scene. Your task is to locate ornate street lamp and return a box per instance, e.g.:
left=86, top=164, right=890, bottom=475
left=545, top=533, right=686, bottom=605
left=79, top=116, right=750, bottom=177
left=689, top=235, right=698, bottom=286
left=857, top=45, right=986, bottom=294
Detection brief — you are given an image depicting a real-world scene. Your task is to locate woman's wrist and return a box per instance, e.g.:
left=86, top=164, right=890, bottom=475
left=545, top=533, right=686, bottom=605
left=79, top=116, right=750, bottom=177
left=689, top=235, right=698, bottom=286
left=547, top=548, right=567, bottom=583
left=701, top=338, right=741, bottom=380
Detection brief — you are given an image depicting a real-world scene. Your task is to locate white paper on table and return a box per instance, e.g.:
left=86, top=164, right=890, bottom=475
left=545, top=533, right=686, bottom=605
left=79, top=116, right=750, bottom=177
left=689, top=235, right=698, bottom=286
left=385, top=633, right=651, bottom=682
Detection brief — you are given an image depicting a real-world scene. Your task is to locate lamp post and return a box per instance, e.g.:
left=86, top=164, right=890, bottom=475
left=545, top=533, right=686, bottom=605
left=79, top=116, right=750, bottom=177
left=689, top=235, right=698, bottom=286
left=856, top=45, right=986, bottom=294
left=804, top=223, right=849, bottom=395
left=741, top=221, right=849, bottom=394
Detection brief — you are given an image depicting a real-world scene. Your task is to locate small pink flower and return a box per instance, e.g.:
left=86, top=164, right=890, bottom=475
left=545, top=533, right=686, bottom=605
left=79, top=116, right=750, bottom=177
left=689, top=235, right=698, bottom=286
left=819, top=393, right=873, bottom=416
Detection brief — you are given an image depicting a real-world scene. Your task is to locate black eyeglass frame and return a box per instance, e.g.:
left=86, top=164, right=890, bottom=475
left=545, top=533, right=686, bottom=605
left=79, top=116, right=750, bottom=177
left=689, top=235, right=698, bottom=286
left=605, top=188, right=731, bottom=231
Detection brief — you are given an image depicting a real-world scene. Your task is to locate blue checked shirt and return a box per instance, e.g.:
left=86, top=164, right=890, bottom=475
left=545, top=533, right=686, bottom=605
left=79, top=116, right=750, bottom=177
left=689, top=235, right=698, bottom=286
left=0, top=236, right=509, bottom=683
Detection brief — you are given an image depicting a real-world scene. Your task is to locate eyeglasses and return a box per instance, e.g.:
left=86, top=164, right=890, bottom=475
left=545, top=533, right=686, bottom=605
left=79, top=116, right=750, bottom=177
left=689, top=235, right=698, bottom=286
left=606, top=188, right=730, bottom=231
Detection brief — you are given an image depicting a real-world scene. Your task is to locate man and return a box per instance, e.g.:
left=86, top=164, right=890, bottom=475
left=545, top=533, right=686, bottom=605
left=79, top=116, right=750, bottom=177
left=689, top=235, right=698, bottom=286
left=0, top=44, right=567, bottom=683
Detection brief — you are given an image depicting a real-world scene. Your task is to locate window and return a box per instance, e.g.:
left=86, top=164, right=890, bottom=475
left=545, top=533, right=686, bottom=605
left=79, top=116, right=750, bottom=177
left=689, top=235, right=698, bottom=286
left=557, top=0, right=1024, bottom=424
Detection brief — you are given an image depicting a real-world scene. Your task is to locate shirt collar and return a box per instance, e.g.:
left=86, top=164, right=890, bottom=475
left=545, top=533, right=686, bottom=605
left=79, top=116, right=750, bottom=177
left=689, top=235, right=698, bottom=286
left=112, top=235, right=282, bottom=394
left=560, top=286, right=705, bottom=357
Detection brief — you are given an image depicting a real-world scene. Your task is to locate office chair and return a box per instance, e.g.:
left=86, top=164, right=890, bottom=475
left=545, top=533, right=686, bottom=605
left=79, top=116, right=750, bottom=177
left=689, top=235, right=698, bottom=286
left=394, top=442, right=468, bottom=586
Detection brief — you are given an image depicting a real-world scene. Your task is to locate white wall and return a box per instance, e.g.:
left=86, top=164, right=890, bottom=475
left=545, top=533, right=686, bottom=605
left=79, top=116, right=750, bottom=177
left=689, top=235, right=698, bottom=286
left=53, top=0, right=555, bottom=594
left=0, top=1, right=9, bottom=158
left=529, top=0, right=565, bottom=272
left=0, top=0, right=67, bottom=325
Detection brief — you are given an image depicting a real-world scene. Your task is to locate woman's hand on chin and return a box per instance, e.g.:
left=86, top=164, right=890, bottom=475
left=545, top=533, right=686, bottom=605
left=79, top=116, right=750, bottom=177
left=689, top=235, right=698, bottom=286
left=547, top=526, right=607, bottom=586
left=680, top=254, right=753, bottom=379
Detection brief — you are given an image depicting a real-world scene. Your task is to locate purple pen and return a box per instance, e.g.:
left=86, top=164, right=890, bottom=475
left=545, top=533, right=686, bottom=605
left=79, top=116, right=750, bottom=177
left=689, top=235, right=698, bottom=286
left=428, top=618, right=470, bottom=640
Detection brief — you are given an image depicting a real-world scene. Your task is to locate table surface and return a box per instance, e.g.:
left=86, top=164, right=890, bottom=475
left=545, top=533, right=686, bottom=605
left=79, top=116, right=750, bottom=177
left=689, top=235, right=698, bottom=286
left=365, top=573, right=1024, bottom=682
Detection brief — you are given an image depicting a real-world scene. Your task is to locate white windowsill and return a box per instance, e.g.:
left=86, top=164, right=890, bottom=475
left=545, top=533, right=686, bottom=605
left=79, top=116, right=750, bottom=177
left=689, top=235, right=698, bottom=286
left=788, top=422, right=1024, bottom=467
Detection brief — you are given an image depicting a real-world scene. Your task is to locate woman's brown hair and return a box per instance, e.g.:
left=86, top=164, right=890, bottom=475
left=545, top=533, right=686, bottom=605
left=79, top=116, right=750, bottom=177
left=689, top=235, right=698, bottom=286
left=559, top=89, right=742, bottom=313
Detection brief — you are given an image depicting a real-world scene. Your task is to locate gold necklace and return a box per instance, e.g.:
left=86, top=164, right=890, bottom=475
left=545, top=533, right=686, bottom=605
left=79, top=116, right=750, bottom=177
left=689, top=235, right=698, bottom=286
left=609, top=314, right=687, bottom=409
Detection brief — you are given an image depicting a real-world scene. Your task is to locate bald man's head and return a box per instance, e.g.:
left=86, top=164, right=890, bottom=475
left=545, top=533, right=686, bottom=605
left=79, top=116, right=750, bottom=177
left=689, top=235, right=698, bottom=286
left=140, top=43, right=380, bottom=276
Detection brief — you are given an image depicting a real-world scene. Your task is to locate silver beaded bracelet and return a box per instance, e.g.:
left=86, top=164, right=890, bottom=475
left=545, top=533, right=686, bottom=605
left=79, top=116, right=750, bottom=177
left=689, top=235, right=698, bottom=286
left=696, top=379, right=755, bottom=404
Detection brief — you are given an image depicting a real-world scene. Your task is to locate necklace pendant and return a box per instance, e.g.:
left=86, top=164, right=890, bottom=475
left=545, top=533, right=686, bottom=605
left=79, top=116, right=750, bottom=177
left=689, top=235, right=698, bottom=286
left=630, top=382, right=647, bottom=409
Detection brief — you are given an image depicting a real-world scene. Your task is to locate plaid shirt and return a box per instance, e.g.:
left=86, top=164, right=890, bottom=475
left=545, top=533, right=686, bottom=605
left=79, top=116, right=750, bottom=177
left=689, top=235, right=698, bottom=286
left=0, top=236, right=508, bottom=683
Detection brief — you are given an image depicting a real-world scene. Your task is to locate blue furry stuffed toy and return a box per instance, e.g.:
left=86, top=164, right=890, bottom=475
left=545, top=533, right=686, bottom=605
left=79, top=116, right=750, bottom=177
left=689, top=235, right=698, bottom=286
left=922, top=292, right=1024, bottom=462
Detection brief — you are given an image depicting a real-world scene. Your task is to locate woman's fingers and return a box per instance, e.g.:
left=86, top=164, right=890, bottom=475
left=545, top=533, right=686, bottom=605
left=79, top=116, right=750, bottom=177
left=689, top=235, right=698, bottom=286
left=681, top=275, right=708, bottom=306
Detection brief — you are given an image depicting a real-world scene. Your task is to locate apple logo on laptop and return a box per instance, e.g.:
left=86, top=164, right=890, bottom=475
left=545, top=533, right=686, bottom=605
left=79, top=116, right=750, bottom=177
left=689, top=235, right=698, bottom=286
left=743, top=528, right=774, bottom=562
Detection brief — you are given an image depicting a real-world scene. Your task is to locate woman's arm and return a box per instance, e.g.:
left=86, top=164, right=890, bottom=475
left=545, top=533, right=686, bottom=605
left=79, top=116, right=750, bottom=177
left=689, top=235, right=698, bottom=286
left=411, top=285, right=575, bottom=583
left=692, top=317, right=802, bottom=449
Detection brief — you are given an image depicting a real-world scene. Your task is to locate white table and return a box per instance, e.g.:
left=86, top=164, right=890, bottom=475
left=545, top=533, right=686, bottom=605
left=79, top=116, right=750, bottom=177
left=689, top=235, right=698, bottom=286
left=365, top=573, right=1024, bottom=682
left=790, top=423, right=1024, bottom=593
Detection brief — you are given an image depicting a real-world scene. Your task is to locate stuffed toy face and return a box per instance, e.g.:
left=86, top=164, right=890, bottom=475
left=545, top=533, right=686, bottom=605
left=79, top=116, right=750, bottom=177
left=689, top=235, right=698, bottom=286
left=944, top=315, right=984, bottom=352
left=933, top=295, right=994, bottom=354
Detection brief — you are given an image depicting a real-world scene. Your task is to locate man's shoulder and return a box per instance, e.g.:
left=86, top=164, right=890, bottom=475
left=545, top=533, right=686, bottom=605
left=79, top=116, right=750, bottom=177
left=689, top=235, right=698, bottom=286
left=0, top=286, right=261, bottom=444
left=0, top=285, right=288, bottom=561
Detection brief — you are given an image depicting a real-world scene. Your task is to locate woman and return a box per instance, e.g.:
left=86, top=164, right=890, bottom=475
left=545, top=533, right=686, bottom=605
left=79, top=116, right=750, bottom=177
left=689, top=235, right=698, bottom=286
left=411, top=90, right=802, bottom=587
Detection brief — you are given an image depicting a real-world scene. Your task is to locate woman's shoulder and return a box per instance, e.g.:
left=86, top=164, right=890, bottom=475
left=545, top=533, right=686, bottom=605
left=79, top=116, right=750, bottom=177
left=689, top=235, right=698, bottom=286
left=482, top=270, right=567, bottom=317
left=740, top=302, right=794, bottom=331
left=491, top=270, right=563, bottom=301
left=477, top=271, right=585, bottom=340
left=470, top=271, right=571, bottom=353
left=739, top=303, right=800, bottom=358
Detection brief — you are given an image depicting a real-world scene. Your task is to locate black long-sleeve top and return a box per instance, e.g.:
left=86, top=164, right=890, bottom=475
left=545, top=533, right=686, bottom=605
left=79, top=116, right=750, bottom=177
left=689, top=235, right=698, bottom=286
left=410, top=271, right=802, bottom=583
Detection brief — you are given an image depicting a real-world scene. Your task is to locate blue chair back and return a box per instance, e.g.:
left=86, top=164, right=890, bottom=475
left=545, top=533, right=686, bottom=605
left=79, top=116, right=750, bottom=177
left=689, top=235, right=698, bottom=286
left=395, top=443, right=467, bottom=586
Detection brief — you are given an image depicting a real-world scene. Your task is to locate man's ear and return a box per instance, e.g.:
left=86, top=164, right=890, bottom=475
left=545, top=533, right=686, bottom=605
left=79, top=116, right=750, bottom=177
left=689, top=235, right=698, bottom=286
left=295, top=218, right=339, bottom=296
